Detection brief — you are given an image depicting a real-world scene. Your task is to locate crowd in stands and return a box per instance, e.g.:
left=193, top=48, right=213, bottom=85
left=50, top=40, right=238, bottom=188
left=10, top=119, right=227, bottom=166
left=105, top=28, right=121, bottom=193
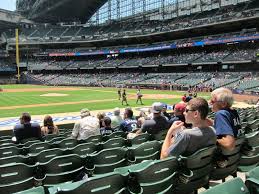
left=3, top=0, right=259, bottom=43
left=4, top=87, right=255, bottom=193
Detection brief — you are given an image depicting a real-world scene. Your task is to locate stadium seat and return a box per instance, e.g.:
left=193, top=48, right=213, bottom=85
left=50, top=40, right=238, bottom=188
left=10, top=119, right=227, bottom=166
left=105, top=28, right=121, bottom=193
left=14, top=186, right=45, bottom=194
left=48, top=172, right=127, bottom=194
left=36, top=154, right=85, bottom=186
left=86, top=147, right=128, bottom=175
left=0, top=155, right=32, bottom=166
left=0, top=146, right=22, bottom=158
left=128, top=140, right=161, bottom=164
left=246, top=166, right=259, bottom=194
left=201, top=177, right=249, bottom=194
left=0, top=163, right=35, bottom=193
left=27, top=142, right=52, bottom=155
left=34, top=148, right=65, bottom=163
left=129, top=133, right=151, bottom=146
left=152, top=130, right=168, bottom=141
left=126, top=156, right=178, bottom=194
left=173, top=145, right=217, bottom=194
left=71, top=142, right=97, bottom=157
left=211, top=137, right=244, bottom=181
left=85, top=135, right=102, bottom=144
left=101, top=137, right=126, bottom=150
left=58, top=138, right=78, bottom=149
left=102, top=131, right=126, bottom=141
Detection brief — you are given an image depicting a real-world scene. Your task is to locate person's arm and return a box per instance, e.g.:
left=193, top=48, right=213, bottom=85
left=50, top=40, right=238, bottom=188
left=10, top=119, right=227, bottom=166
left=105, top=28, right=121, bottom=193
left=71, top=122, right=80, bottom=139
left=160, top=121, right=184, bottom=159
left=217, top=135, right=236, bottom=150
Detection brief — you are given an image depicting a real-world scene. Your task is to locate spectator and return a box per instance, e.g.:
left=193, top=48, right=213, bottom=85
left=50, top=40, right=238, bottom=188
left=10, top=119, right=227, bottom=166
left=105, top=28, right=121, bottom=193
left=169, top=103, right=186, bottom=125
left=182, top=94, right=187, bottom=103
left=160, top=98, right=216, bottom=158
left=41, top=115, right=59, bottom=136
left=210, top=88, right=241, bottom=150
left=110, top=107, right=123, bottom=129
left=71, top=109, right=100, bottom=140
left=185, top=93, right=193, bottom=102
left=119, top=108, right=138, bottom=132
left=162, top=104, right=171, bottom=120
left=13, top=112, right=42, bottom=143
left=100, top=117, right=114, bottom=135
left=135, top=102, right=170, bottom=135
left=97, top=112, right=106, bottom=128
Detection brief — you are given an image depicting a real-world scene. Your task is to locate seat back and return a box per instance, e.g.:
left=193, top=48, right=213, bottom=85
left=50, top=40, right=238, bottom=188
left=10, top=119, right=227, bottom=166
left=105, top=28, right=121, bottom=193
left=174, top=145, right=217, bottom=194
left=102, top=137, right=126, bottom=150
left=27, top=142, right=51, bottom=155
left=48, top=172, right=126, bottom=194
left=36, top=148, right=65, bottom=163
left=85, top=135, right=102, bottom=144
left=58, top=138, right=78, bottom=149
left=129, top=140, right=161, bottom=163
left=0, top=163, right=35, bottom=193
left=128, top=156, right=178, bottom=193
left=40, top=154, right=84, bottom=185
left=89, top=147, right=127, bottom=174
left=0, top=146, right=21, bottom=158
left=202, top=177, right=249, bottom=194
left=211, top=137, right=245, bottom=181
left=130, top=133, right=151, bottom=145
left=71, top=142, right=97, bottom=157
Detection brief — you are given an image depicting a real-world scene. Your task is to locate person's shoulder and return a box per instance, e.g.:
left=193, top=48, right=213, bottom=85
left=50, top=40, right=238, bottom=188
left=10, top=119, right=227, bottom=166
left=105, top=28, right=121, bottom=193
left=215, top=109, right=231, bottom=117
left=14, top=124, right=23, bottom=130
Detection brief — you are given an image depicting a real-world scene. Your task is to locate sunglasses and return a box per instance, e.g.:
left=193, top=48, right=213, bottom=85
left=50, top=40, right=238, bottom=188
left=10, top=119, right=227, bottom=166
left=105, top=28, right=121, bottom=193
left=185, top=108, right=196, bottom=113
left=210, top=99, right=224, bottom=104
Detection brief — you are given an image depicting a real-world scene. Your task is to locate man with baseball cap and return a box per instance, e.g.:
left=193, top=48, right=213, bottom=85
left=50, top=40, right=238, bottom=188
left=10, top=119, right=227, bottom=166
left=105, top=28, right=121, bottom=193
left=135, top=102, right=170, bottom=135
left=169, top=103, right=186, bottom=125
left=71, top=108, right=100, bottom=140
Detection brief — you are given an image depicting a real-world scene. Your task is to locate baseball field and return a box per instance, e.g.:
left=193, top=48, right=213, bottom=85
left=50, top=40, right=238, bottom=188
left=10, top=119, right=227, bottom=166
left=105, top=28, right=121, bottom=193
left=0, top=84, right=212, bottom=119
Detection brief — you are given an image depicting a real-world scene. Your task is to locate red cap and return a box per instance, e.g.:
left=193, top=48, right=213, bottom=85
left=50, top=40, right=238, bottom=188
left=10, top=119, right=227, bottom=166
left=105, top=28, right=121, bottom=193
left=174, top=103, right=186, bottom=112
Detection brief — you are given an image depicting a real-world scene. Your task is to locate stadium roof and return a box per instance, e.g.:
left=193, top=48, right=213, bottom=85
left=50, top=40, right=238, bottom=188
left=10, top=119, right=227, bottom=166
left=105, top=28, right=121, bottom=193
left=28, top=0, right=107, bottom=23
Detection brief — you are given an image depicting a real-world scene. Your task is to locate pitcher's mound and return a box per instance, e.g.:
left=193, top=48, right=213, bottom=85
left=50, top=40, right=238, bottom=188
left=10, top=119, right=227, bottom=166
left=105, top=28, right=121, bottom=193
left=40, top=93, right=68, bottom=97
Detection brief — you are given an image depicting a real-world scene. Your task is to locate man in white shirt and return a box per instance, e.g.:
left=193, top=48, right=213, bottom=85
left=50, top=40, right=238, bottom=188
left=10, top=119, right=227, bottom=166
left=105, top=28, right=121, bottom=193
left=71, top=108, right=100, bottom=140
left=110, top=107, right=123, bottom=129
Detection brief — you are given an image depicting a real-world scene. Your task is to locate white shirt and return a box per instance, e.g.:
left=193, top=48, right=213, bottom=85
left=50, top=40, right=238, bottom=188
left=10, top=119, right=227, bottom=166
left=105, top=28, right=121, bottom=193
left=72, top=116, right=100, bottom=140
left=110, top=115, right=123, bottom=129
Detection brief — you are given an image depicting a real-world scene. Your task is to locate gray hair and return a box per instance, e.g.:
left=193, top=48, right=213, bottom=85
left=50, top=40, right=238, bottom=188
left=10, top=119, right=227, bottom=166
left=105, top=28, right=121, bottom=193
left=114, top=107, right=120, bottom=116
left=211, top=88, right=233, bottom=107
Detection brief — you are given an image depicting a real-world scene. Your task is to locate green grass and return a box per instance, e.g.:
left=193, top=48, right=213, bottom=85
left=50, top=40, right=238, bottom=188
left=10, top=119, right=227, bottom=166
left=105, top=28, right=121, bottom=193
left=0, top=85, right=210, bottom=118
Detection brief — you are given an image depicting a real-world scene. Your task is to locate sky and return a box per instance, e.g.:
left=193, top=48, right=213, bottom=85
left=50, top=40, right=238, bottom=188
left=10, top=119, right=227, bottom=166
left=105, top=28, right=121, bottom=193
left=0, top=0, right=16, bottom=11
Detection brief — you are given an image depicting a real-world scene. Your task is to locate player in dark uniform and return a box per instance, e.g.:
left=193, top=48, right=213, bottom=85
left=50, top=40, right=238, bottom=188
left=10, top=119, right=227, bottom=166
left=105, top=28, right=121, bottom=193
left=121, top=89, right=129, bottom=106
left=118, top=89, right=121, bottom=100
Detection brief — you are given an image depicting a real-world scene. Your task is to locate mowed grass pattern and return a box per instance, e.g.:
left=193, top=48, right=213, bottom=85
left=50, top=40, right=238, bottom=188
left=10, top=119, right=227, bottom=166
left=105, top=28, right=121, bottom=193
left=0, top=84, right=210, bottom=118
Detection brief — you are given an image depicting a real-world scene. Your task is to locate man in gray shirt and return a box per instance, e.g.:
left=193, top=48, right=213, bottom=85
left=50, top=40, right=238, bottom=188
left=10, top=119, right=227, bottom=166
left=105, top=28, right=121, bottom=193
left=135, top=102, right=170, bottom=135
left=160, top=98, right=216, bottom=158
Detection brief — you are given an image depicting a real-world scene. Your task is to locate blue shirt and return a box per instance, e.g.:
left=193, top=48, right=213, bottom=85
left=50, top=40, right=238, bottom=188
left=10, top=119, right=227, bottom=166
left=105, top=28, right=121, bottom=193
left=119, top=118, right=138, bottom=132
left=214, top=109, right=241, bottom=138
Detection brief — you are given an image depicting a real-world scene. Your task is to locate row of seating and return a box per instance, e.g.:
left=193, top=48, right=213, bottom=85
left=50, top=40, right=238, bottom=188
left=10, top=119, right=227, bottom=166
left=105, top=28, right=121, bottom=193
left=13, top=140, right=253, bottom=194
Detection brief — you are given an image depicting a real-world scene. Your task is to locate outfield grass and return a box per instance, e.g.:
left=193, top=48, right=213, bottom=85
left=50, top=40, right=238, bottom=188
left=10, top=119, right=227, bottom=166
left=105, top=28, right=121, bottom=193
left=0, top=85, right=210, bottom=118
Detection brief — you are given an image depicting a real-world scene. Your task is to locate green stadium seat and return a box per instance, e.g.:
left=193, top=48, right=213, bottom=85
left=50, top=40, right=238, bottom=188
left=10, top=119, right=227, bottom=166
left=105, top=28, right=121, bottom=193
left=211, top=137, right=244, bottom=181
left=127, top=156, right=178, bottom=194
left=86, top=147, right=128, bottom=175
left=129, top=133, right=151, bottom=146
left=71, top=142, right=97, bottom=157
left=201, top=177, right=249, bottom=194
left=37, top=154, right=85, bottom=186
left=151, top=129, right=168, bottom=141
left=102, top=137, right=126, bottom=150
left=0, top=155, right=32, bottom=166
left=0, top=146, right=22, bottom=158
left=58, top=138, right=78, bottom=149
left=0, top=163, right=35, bottom=193
left=14, top=186, right=45, bottom=194
left=27, top=142, right=52, bottom=155
left=245, top=166, right=259, bottom=194
left=128, top=140, right=161, bottom=164
left=48, top=172, right=127, bottom=194
left=34, top=148, right=65, bottom=163
left=173, top=145, right=217, bottom=194
left=85, top=135, right=102, bottom=144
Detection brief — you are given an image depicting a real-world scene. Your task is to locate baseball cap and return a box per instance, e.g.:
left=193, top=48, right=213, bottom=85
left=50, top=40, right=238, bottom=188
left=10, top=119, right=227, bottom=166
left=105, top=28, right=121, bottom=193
left=113, top=107, right=120, bottom=115
left=151, top=102, right=164, bottom=113
left=80, top=108, right=90, bottom=117
left=174, top=103, right=186, bottom=112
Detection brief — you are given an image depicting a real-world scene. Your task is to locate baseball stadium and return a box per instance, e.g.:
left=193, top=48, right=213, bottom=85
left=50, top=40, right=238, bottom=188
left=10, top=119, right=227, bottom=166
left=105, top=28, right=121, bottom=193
left=0, top=0, right=259, bottom=193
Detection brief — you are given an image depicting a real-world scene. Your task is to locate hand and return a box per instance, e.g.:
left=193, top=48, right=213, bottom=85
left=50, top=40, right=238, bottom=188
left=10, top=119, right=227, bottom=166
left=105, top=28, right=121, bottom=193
left=168, top=121, right=184, bottom=136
